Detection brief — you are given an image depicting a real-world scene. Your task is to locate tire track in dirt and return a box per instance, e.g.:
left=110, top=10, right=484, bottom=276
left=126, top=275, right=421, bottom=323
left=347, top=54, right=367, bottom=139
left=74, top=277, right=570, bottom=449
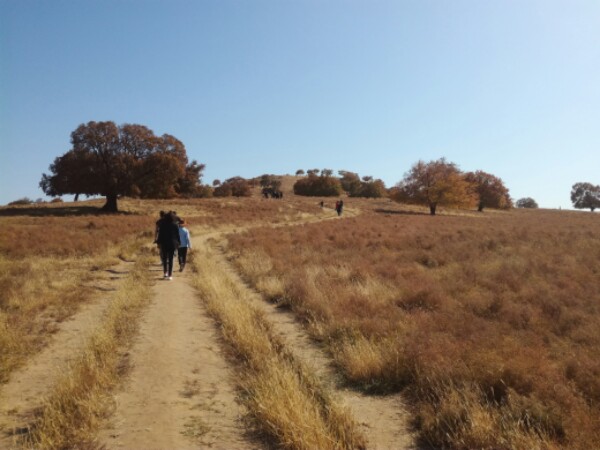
left=96, top=261, right=260, bottom=450
left=205, top=229, right=416, bottom=450
left=0, top=260, right=133, bottom=449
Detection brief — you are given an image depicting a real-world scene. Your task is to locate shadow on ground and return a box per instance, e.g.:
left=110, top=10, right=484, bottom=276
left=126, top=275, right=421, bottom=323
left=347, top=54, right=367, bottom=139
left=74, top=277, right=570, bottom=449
left=0, top=206, right=135, bottom=217
left=374, top=208, right=431, bottom=217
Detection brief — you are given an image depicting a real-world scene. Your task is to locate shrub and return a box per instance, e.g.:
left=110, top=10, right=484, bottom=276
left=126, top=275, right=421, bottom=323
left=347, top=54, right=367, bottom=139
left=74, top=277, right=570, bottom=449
left=516, top=197, right=538, bottom=208
left=293, top=173, right=342, bottom=197
left=214, top=177, right=252, bottom=197
left=8, top=197, right=33, bottom=206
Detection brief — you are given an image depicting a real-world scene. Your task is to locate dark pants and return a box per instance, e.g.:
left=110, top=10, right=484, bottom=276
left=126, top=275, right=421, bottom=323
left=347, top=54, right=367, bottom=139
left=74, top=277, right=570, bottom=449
left=160, top=246, right=175, bottom=276
left=178, top=247, right=188, bottom=267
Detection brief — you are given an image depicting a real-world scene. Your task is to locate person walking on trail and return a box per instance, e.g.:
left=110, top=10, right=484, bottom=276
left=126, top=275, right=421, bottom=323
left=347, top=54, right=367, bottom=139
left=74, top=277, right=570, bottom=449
left=178, top=220, right=191, bottom=272
left=156, top=212, right=180, bottom=280
left=336, top=200, right=344, bottom=216
left=154, top=210, right=166, bottom=243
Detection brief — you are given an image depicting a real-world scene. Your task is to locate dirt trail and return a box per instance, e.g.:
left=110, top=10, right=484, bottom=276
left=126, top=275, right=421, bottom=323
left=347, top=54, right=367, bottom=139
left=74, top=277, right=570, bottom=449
left=0, top=260, right=133, bottom=448
left=97, top=261, right=259, bottom=450
left=208, top=237, right=416, bottom=450
left=3, top=206, right=412, bottom=449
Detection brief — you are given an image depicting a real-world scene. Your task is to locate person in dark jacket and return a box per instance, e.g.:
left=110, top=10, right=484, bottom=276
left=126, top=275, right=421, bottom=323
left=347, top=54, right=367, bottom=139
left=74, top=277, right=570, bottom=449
left=156, top=212, right=181, bottom=280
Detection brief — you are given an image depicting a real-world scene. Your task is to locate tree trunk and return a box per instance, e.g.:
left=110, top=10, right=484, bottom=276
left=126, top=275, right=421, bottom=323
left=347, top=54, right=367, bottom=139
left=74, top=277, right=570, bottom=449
left=102, top=194, right=118, bottom=212
left=430, top=204, right=437, bottom=215
left=74, top=193, right=80, bottom=202
left=592, top=206, right=596, bottom=212
left=478, top=202, right=484, bottom=212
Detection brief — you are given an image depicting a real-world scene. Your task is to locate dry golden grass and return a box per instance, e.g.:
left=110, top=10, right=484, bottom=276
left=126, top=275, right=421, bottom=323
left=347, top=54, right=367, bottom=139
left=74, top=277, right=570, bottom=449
left=7, top=194, right=598, bottom=449
left=191, top=242, right=365, bottom=450
left=0, top=196, right=317, bottom=384
left=0, top=208, right=150, bottom=383
left=227, top=207, right=600, bottom=449
left=24, top=248, right=152, bottom=449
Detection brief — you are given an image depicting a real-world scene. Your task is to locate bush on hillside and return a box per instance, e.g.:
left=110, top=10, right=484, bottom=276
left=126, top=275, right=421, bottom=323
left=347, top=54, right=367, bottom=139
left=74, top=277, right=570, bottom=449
left=213, top=177, right=252, bottom=197
left=293, top=172, right=342, bottom=197
left=516, top=197, right=538, bottom=208
left=8, top=197, right=34, bottom=206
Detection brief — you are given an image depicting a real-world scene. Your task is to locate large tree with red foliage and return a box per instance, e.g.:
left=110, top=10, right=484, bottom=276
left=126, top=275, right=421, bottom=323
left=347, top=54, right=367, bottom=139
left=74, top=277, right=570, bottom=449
left=40, top=121, right=204, bottom=211
left=392, top=158, right=476, bottom=215
left=464, top=170, right=512, bottom=212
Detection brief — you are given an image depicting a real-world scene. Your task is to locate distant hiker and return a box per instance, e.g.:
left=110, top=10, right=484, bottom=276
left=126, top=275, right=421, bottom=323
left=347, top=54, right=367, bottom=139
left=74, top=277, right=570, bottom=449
left=336, top=200, right=344, bottom=216
left=178, top=220, right=191, bottom=272
left=156, top=212, right=181, bottom=280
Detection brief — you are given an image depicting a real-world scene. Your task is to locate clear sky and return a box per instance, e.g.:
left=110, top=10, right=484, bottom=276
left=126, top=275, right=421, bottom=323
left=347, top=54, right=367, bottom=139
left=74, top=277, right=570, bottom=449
left=1, top=0, right=599, bottom=208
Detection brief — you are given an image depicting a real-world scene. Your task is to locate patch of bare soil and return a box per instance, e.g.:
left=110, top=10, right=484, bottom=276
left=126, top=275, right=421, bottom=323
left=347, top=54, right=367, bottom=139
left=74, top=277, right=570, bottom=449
left=96, top=260, right=259, bottom=450
left=0, top=260, right=133, bottom=449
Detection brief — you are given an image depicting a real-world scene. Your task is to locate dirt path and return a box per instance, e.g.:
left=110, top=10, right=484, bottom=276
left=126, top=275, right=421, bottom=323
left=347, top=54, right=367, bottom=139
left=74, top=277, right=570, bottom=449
left=0, top=260, right=133, bottom=448
left=3, top=207, right=412, bottom=449
left=97, top=260, right=260, bottom=450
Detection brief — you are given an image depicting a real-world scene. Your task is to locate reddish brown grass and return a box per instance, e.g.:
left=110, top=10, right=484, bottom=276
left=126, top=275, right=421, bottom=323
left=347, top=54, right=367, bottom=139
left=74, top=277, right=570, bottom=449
left=227, top=207, right=600, bottom=449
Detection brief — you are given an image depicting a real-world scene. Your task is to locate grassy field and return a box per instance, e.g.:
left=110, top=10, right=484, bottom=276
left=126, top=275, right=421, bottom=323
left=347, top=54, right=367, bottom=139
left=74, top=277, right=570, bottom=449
left=226, top=202, right=600, bottom=449
left=0, top=196, right=320, bottom=384
left=2, top=195, right=599, bottom=449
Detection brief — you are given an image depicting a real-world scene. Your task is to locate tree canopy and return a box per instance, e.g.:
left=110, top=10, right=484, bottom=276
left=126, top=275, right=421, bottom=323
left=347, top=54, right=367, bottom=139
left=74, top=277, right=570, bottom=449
left=40, top=121, right=204, bottom=211
left=392, top=158, right=476, bottom=215
left=516, top=197, right=538, bottom=209
left=464, top=170, right=512, bottom=211
left=337, top=170, right=386, bottom=198
left=571, top=182, right=600, bottom=212
left=213, top=176, right=252, bottom=197
left=293, top=170, right=342, bottom=197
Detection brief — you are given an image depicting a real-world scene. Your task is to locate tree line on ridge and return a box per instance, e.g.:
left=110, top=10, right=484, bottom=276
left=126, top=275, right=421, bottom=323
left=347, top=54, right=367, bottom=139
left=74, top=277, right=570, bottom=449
left=37, top=121, right=600, bottom=214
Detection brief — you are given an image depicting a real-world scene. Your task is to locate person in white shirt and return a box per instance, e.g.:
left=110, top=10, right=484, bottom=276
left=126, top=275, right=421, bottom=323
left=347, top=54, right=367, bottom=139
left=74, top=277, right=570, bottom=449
left=177, top=220, right=192, bottom=272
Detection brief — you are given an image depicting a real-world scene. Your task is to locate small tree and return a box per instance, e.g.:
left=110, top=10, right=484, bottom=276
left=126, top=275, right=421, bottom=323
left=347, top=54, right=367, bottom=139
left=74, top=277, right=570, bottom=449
left=259, top=174, right=282, bottom=189
left=338, top=170, right=362, bottom=196
left=8, top=197, right=33, bottom=206
left=464, top=170, right=512, bottom=211
left=516, top=197, right=538, bottom=209
left=175, top=161, right=207, bottom=198
left=294, top=172, right=342, bottom=196
left=571, top=182, right=600, bottom=212
left=214, top=176, right=252, bottom=197
left=355, top=178, right=386, bottom=198
left=212, top=179, right=221, bottom=186
left=295, top=169, right=305, bottom=176
left=392, top=158, right=476, bottom=215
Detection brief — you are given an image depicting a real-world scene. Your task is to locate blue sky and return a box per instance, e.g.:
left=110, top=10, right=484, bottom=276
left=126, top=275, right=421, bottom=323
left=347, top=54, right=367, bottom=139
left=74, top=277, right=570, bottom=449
left=1, top=0, right=598, bottom=208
